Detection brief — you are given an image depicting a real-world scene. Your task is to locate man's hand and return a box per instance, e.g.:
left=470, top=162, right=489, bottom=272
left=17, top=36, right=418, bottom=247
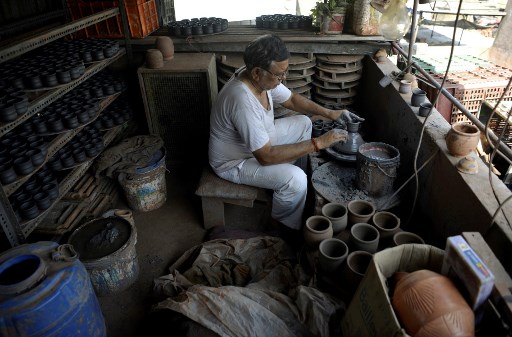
left=334, top=109, right=365, bottom=126
left=316, top=129, right=348, bottom=150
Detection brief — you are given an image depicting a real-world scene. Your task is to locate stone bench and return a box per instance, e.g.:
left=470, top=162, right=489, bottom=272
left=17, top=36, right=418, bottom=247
left=195, top=167, right=268, bottom=229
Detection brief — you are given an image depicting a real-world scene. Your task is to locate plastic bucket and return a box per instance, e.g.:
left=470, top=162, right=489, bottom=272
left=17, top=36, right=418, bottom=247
left=0, top=242, right=106, bottom=336
left=119, top=148, right=167, bottom=212
left=356, top=142, right=400, bottom=197
left=68, top=216, right=139, bottom=297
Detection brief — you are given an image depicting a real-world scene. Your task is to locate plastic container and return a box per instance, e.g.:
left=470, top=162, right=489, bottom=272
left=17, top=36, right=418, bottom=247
left=118, top=148, right=167, bottom=212
left=68, top=217, right=139, bottom=297
left=0, top=242, right=106, bottom=337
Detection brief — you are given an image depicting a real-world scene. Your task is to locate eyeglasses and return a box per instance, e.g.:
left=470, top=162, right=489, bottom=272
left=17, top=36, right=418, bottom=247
left=262, top=67, right=288, bottom=81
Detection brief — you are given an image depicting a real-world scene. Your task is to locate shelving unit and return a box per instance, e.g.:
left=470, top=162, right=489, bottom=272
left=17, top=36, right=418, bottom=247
left=0, top=7, right=128, bottom=247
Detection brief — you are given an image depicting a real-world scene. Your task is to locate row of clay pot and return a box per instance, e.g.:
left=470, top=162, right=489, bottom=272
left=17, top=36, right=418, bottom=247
left=255, top=14, right=313, bottom=30
left=0, top=57, right=85, bottom=90
left=83, top=71, right=126, bottom=98
left=8, top=166, right=59, bottom=221
left=0, top=87, right=29, bottom=122
left=168, top=17, right=228, bottom=37
left=46, top=125, right=104, bottom=171
left=311, top=119, right=344, bottom=137
left=0, top=134, right=49, bottom=185
left=0, top=39, right=119, bottom=91
left=304, top=199, right=425, bottom=293
left=42, top=39, right=120, bottom=63
left=95, top=100, right=133, bottom=129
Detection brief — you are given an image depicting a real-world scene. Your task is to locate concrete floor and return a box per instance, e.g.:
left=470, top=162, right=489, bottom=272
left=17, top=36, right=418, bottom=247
left=97, top=167, right=273, bottom=337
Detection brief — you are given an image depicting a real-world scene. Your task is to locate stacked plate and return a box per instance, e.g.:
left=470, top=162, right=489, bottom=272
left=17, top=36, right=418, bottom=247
left=313, top=54, right=363, bottom=108
left=216, top=53, right=245, bottom=90
left=282, top=53, right=316, bottom=100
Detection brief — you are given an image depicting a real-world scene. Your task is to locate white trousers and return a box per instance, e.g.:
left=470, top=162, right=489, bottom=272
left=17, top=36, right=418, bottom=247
left=217, top=115, right=312, bottom=230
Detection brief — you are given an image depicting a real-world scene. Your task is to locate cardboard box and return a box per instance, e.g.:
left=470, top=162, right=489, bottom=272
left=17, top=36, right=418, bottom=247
left=341, top=244, right=445, bottom=337
left=442, top=235, right=495, bottom=310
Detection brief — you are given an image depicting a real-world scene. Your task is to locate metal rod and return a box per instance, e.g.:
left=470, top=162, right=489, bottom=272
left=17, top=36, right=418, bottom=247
left=392, top=41, right=512, bottom=162
left=407, top=0, right=419, bottom=73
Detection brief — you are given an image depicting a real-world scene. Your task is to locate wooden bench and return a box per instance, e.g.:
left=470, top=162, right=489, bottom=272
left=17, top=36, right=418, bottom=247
left=195, top=167, right=268, bottom=229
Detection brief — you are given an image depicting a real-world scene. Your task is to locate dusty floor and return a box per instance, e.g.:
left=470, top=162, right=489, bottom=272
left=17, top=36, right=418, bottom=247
left=97, top=167, right=274, bottom=337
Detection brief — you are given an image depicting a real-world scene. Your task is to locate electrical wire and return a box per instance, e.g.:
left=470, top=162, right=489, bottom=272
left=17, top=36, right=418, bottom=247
left=484, top=77, right=512, bottom=230
left=404, top=0, right=464, bottom=227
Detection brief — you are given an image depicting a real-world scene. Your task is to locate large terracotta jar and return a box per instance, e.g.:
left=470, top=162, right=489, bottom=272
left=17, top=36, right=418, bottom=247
left=446, top=122, right=480, bottom=157
left=392, top=269, right=475, bottom=337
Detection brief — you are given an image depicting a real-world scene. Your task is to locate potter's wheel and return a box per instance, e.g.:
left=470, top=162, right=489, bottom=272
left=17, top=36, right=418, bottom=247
left=311, top=161, right=399, bottom=210
left=325, top=147, right=356, bottom=163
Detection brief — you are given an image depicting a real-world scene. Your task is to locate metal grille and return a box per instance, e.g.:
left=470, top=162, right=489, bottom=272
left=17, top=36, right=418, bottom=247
left=142, top=72, right=211, bottom=168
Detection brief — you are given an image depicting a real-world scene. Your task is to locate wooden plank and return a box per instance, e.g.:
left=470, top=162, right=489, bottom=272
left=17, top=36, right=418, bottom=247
left=462, top=232, right=512, bottom=324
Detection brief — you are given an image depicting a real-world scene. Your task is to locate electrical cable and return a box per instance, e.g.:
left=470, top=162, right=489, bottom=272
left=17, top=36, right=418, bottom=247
left=404, top=0, right=464, bottom=227
left=484, top=77, right=512, bottom=230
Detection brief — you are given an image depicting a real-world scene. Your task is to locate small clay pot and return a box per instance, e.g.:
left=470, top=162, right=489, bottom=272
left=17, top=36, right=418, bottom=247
left=418, top=102, right=432, bottom=117
left=371, top=211, right=400, bottom=241
left=13, top=156, right=34, bottom=176
left=19, top=200, right=40, bottom=220
left=321, top=202, right=348, bottom=233
left=41, top=182, right=59, bottom=201
left=446, top=122, right=480, bottom=157
left=349, top=223, right=380, bottom=254
left=303, top=215, right=333, bottom=250
left=155, top=36, right=174, bottom=60
left=34, top=191, right=52, bottom=210
left=393, top=231, right=425, bottom=246
left=60, top=153, right=75, bottom=168
left=0, top=163, right=17, bottom=185
left=145, top=49, right=164, bottom=69
left=26, top=148, right=45, bottom=167
left=411, top=88, right=426, bottom=107
left=342, top=250, right=373, bottom=292
left=347, top=199, right=376, bottom=226
left=398, top=80, right=411, bottom=94
left=318, top=238, right=348, bottom=274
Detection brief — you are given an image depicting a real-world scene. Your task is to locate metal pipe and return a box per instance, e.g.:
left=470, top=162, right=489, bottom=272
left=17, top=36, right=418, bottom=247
left=392, top=41, right=512, bottom=162
left=407, top=0, right=419, bottom=73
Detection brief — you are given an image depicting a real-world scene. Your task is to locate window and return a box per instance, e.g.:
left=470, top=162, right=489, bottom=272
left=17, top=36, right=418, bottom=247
left=173, top=0, right=318, bottom=22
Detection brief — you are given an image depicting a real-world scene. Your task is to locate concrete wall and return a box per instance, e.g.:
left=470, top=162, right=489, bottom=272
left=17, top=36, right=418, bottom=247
left=361, top=57, right=512, bottom=271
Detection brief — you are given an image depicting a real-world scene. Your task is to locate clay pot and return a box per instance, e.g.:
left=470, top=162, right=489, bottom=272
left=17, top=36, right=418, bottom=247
left=398, top=80, right=411, bottom=94
left=418, top=102, right=432, bottom=117
left=349, top=223, right=380, bottom=253
left=411, top=88, right=427, bottom=107
left=342, top=250, right=373, bottom=292
left=446, top=122, right=480, bottom=157
left=371, top=211, right=400, bottom=241
left=318, top=238, right=348, bottom=273
left=321, top=202, right=348, bottom=233
left=114, top=209, right=135, bottom=226
left=347, top=199, right=376, bottom=226
left=304, top=215, right=333, bottom=250
left=392, top=269, right=475, bottom=337
left=393, top=231, right=425, bottom=246
left=456, top=155, right=478, bottom=175
left=145, top=49, right=164, bottom=69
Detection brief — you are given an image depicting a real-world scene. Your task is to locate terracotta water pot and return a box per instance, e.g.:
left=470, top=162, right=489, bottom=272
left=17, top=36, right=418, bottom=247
left=304, top=215, right=333, bottom=250
left=446, top=122, right=480, bottom=157
left=392, top=269, right=475, bottom=337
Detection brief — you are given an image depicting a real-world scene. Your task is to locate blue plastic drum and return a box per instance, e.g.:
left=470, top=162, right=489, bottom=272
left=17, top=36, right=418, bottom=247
left=0, top=241, right=106, bottom=337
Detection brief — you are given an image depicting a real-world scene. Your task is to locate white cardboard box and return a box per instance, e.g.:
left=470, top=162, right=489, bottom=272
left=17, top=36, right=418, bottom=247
left=442, top=235, right=495, bottom=310
left=341, top=244, right=445, bottom=337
